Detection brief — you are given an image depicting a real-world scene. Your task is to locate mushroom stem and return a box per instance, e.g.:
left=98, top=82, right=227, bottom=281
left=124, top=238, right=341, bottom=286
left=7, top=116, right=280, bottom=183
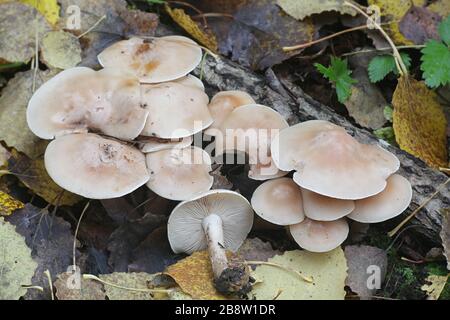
left=202, top=214, right=229, bottom=279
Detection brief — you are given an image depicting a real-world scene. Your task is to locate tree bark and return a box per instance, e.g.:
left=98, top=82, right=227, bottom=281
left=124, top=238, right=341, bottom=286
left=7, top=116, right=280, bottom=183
left=194, top=56, right=449, bottom=244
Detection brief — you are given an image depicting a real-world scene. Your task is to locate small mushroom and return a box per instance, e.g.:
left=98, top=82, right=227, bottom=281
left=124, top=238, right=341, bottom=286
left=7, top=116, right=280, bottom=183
left=173, top=75, right=205, bottom=91
left=27, top=67, right=148, bottom=140
left=97, top=36, right=202, bottom=83
left=44, top=133, right=149, bottom=199
left=271, top=120, right=400, bottom=199
left=205, top=90, right=255, bottom=134
left=146, top=146, right=213, bottom=201
left=139, top=135, right=193, bottom=153
left=168, top=189, right=254, bottom=295
left=251, top=178, right=305, bottom=225
left=289, top=218, right=349, bottom=253
left=248, top=160, right=288, bottom=180
left=140, top=82, right=213, bottom=139
left=348, top=174, right=412, bottom=223
left=300, top=188, right=355, bottom=221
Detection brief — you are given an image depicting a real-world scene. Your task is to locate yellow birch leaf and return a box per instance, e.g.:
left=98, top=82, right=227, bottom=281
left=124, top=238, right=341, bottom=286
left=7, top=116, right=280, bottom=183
left=368, top=0, right=426, bottom=45
left=0, top=0, right=60, bottom=26
left=0, top=191, right=24, bottom=216
left=427, top=0, right=450, bottom=17
left=392, top=76, right=448, bottom=168
left=421, top=274, right=450, bottom=300
left=165, top=250, right=228, bottom=300
left=165, top=4, right=218, bottom=53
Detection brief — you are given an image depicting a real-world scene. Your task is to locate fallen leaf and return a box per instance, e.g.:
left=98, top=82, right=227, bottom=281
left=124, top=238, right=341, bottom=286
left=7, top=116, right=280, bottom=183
left=441, top=209, right=450, bottom=270
left=40, top=31, right=82, bottom=69
left=237, top=237, right=280, bottom=264
left=0, top=217, right=37, bottom=299
left=276, top=0, right=356, bottom=20
left=6, top=204, right=78, bottom=299
left=210, top=165, right=233, bottom=190
left=0, top=2, right=51, bottom=63
left=0, top=145, right=10, bottom=167
left=399, top=6, right=442, bottom=44
left=165, top=250, right=228, bottom=300
left=0, top=69, right=56, bottom=159
left=168, top=288, right=192, bottom=300
left=99, top=272, right=163, bottom=300
left=165, top=4, right=218, bottom=52
left=427, top=0, right=450, bottom=17
left=0, top=191, right=24, bottom=216
left=344, top=245, right=387, bottom=299
left=1, top=0, right=61, bottom=26
left=421, top=274, right=450, bottom=300
left=54, top=271, right=106, bottom=300
left=392, top=76, right=448, bottom=168
left=250, top=248, right=347, bottom=300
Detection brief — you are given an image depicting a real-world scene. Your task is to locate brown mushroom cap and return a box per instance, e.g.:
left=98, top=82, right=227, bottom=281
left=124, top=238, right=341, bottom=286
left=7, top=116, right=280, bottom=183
left=146, top=146, right=213, bottom=201
left=272, top=120, right=400, bottom=199
left=27, top=67, right=148, bottom=140
left=97, top=36, right=202, bottom=83
left=348, top=174, right=412, bottom=223
left=140, top=82, right=212, bottom=139
left=44, top=133, right=149, bottom=199
left=300, top=188, right=355, bottom=221
left=139, top=136, right=193, bottom=153
left=289, top=218, right=349, bottom=253
left=251, top=178, right=305, bottom=225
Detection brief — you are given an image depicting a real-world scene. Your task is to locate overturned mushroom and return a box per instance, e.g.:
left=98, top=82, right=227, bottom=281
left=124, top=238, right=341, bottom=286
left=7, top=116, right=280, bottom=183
left=45, top=133, right=149, bottom=199
left=27, top=67, right=148, bottom=140
left=271, top=120, right=400, bottom=199
left=146, top=146, right=213, bottom=201
left=251, top=177, right=304, bottom=225
left=300, top=188, right=354, bottom=221
left=168, top=190, right=254, bottom=295
left=139, top=135, right=193, bottom=153
left=348, top=174, right=412, bottom=223
left=140, top=82, right=212, bottom=139
left=289, top=218, right=349, bottom=253
left=97, top=36, right=202, bottom=83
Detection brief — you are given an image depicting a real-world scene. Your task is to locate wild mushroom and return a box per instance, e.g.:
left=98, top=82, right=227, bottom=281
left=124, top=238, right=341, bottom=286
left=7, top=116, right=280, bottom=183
left=289, top=218, right=349, bottom=253
left=348, top=174, right=412, bottom=223
left=300, top=188, right=355, bottom=221
left=97, top=36, right=202, bottom=83
left=173, top=74, right=205, bottom=91
left=271, top=120, right=400, bottom=199
left=251, top=177, right=304, bottom=225
left=146, top=146, right=213, bottom=201
left=27, top=67, right=148, bottom=140
left=205, top=90, right=255, bottom=134
left=168, top=189, right=254, bottom=295
left=138, top=136, right=193, bottom=153
left=140, top=82, right=212, bottom=139
left=44, top=133, right=149, bottom=199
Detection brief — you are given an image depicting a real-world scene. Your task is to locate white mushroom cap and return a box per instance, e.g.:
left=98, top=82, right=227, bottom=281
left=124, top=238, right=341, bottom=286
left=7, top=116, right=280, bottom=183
left=348, top=174, right=412, bottom=223
left=146, top=146, right=213, bottom=201
left=300, top=188, right=355, bottom=221
left=27, top=67, right=148, bottom=140
left=289, top=218, right=349, bottom=253
left=97, top=36, right=202, bottom=83
left=168, top=189, right=254, bottom=254
left=248, top=158, right=288, bottom=180
left=139, top=136, right=193, bottom=153
left=205, top=91, right=255, bottom=133
left=251, top=178, right=305, bottom=225
left=173, top=75, right=205, bottom=91
left=140, top=82, right=213, bottom=139
left=44, top=133, right=149, bottom=199
left=272, top=120, right=400, bottom=199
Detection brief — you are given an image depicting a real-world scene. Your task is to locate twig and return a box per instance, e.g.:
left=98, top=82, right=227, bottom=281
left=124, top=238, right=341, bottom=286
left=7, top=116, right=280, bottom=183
left=191, top=13, right=234, bottom=20
left=77, top=15, right=107, bottom=39
left=83, top=274, right=172, bottom=294
left=388, top=178, right=450, bottom=237
left=245, top=260, right=313, bottom=283
left=73, top=202, right=90, bottom=268
left=341, top=45, right=425, bottom=57
left=44, top=270, right=54, bottom=300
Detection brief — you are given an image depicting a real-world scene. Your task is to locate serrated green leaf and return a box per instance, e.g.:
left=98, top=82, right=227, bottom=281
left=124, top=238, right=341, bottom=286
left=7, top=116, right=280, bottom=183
left=314, top=57, right=357, bottom=103
left=368, top=52, right=411, bottom=83
left=438, top=15, right=450, bottom=46
left=374, top=127, right=396, bottom=145
left=421, top=40, right=450, bottom=88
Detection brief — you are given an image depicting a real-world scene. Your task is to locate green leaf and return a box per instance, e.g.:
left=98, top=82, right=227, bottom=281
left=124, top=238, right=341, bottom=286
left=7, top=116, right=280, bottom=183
left=438, top=15, right=450, bottom=46
left=421, top=40, right=450, bottom=88
left=368, top=52, right=411, bottom=83
left=314, top=57, right=357, bottom=103
left=373, top=127, right=396, bottom=145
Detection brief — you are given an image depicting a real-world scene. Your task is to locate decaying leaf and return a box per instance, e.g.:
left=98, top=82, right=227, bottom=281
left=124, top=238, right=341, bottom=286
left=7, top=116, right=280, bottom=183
left=0, top=2, right=51, bottom=63
left=399, top=6, right=442, bottom=45
left=0, top=191, right=24, bottom=216
left=165, top=250, right=228, bottom=300
left=344, top=245, right=387, bottom=299
left=165, top=4, right=218, bottom=52
left=421, top=274, right=450, bottom=300
left=0, top=217, right=37, bottom=299
left=250, top=248, right=348, bottom=300
left=100, top=272, right=165, bottom=300
left=40, top=31, right=82, bottom=69
left=237, top=237, right=280, bottom=264
left=441, top=209, right=450, bottom=270
left=0, top=145, right=10, bottom=168
left=6, top=150, right=81, bottom=206
left=427, top=0, right=450, bottom=17
left=392, top=76, right=448, bottom=168
left=368, top=0, right=426, bottom=45
left=276, top=0, right=356, bottom=20
left=0, top=69, right=56, bottom=159
left=0, top=0, right=61, bottom=26
left=54, top=271, right=106, bottom=300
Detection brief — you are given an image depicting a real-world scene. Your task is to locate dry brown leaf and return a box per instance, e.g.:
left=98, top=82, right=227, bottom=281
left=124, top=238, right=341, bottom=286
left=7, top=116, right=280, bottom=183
left=421, top=274, right=449, bottom=300
left=165, top=250, right=228, bottom=300
left=427, top=0, right=450, bottom=17
left=276, top=0, right=356, bottom=20
left=441, top=209, right=450, bottom=270
left=392, top=76, right=448, bottom=168
left=54, top=272, right=106, bottom=300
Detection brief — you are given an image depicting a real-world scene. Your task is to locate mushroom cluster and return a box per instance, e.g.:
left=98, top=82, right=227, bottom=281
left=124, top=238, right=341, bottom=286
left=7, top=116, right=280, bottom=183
left=252, top=120, right=412, bottom=253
